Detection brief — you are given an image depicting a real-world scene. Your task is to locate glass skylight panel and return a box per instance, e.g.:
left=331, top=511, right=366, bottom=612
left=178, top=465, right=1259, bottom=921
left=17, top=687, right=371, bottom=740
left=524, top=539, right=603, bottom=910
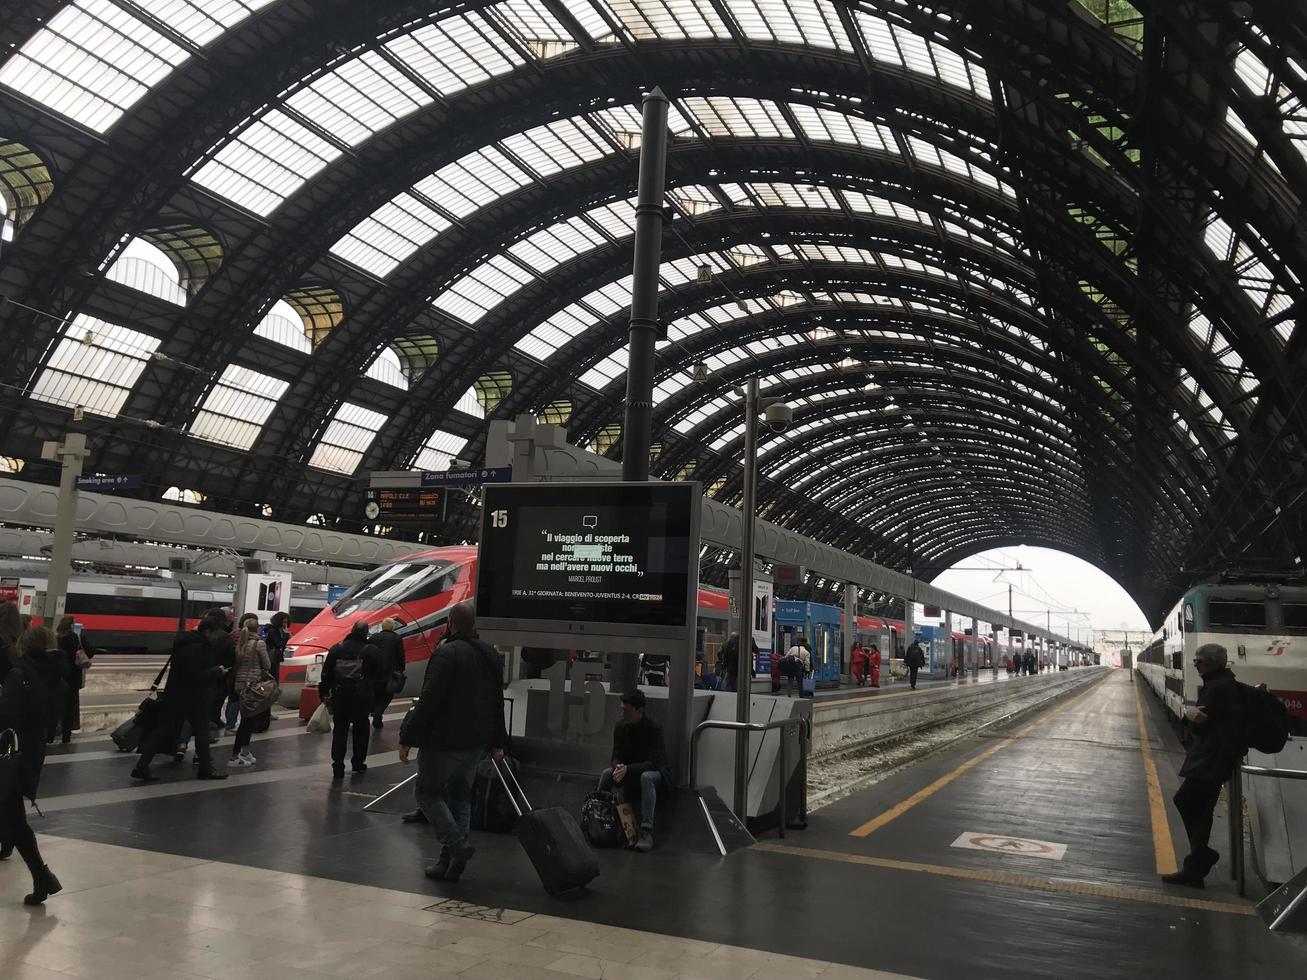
left=30, top=315, right=159, bottom=418
left=418, top=147, right=532, bottom=218
left=585, top=199, right=638, bottom=238
left=432, top=254, right=534, bottom=323
left=412, top=428, right=468, bottom=471
left=581, top=350, right=629, bottom=389
left=191, top=108, right=342, bottom=216
left=668, top=185, right=724, bottom=216
left=595, top=0, right=729, bottom=40
left=682, top=97, right=793, bottom=139
left=330, top=191, right=451, bottom=277
left=726, top=0, right=850, bottom=50
left=384, top=15, right=525, bottom=99
left=285, top=51, right=431, bottom=146
left=0, top=0, right=193, bottom=132
left=790, top=103, right=898, bottom=152
left=254, top=310, right=312, bottom=353
left=744, top=182, right=841, bottom=209
left=509, top=216, right=609, bottom=275
left=514, top=305, right=592, bottom=359
left=308, top=402, right=388, bottom=474
left=365, top=348, right=408, bottom=390
left=501, top=118, right=611, bottom=175
left=189, top=364, right=289, bottom=451
left=490, top=0, right=583, bottom=58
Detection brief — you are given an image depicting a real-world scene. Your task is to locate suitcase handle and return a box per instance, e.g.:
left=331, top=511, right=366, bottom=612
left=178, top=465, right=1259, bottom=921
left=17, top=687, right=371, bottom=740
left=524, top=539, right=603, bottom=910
left=491, top=755, right=531, bottom=817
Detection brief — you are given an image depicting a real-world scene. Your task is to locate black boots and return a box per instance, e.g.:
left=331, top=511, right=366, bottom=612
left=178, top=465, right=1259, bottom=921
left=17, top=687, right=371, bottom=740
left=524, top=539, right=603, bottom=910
left=24, top=865, right=61, bottom=906
left=424, top=846, right=451, bottom=880
left=426, top=845, right=475, bottom=882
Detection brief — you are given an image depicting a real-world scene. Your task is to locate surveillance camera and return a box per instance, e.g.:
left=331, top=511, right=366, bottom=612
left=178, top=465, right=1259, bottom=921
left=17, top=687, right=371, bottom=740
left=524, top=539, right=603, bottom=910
left=763, top=402, right=793, bottom=433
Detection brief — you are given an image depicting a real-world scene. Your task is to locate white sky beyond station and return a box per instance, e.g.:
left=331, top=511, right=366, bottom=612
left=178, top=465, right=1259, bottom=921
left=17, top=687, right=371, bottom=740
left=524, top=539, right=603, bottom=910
left=926, top=546, right=1152, bottom=640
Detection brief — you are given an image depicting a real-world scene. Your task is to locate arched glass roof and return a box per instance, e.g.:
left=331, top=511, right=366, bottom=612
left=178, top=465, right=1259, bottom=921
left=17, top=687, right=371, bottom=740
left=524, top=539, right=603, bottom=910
left=2, top=0, right=1304, bottom=623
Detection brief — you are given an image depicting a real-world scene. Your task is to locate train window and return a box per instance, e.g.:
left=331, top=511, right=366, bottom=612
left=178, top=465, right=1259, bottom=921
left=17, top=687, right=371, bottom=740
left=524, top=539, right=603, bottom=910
left=331, top=561, right=458, bottom=613
left=1183, top=602, right=1195, bottom=626
left=1281, top=603, right=1307, bottom=634
left=1207, top=600, right=1267, bottom=629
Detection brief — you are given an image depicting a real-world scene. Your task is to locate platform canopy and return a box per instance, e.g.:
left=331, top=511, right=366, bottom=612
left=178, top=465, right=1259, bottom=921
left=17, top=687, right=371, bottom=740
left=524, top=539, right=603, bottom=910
left=0, top=1, right=1303, bottom=625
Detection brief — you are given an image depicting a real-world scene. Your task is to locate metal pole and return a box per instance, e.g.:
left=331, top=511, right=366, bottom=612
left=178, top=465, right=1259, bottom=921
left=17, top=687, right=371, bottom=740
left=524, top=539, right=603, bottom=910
left=613, top=87, right=669, bottom=697
left=42, top=431, right=87, bottom=622
left=620, top=86, right=669, bottom=483
left=734, top=378, right=759, bottom=820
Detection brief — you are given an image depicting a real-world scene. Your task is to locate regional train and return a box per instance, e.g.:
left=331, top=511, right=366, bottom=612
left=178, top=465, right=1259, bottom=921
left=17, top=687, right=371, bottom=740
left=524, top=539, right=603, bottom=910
left=1137, top=581, right=1307, bottom=736
left=0, top=566, right=328, bottom=653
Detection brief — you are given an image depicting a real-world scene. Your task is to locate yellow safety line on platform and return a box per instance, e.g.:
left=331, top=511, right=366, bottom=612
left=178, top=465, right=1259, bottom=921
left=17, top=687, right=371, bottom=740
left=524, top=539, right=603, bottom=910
left=848, top=677, right=1105, bottom=838
left=755, top=842, right=1254, bottom=916
left=1134, top=681, right=1180, bottom=875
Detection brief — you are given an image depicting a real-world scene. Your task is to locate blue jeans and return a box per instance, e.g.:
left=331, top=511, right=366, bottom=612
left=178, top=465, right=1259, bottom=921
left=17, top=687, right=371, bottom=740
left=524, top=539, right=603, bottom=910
left=415, top=746, right=484, bottom=849
left=599, top=768, right=661, bottom=829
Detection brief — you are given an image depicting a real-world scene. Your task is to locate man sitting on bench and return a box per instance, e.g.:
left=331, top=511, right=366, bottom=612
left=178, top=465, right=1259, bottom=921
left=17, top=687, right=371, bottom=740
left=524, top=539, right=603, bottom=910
left=598, top=690, right=670, bottom=853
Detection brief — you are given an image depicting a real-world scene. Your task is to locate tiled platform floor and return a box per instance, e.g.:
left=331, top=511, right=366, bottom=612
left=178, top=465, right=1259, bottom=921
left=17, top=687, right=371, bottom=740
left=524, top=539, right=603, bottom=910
left=0, top=836, right=910, bottom=980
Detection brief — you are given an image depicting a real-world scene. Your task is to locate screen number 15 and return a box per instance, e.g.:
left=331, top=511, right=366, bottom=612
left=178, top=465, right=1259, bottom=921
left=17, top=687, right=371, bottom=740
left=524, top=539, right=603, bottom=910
left=490, top=509, right=508, bottom=528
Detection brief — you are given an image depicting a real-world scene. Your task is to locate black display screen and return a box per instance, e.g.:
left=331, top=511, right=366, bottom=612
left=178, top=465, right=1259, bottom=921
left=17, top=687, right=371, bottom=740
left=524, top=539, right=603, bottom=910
left=477, top=482, right=696, bottom=628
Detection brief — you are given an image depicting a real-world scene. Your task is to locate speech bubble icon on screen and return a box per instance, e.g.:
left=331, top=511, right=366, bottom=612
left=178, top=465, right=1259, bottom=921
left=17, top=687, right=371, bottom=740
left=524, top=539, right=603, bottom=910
left=582, top=515, right=598, bottom=529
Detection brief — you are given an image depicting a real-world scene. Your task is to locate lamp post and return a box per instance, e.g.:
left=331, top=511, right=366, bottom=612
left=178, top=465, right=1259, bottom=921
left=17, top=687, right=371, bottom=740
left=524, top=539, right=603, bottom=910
left=732, top=378, right=790, bottom=821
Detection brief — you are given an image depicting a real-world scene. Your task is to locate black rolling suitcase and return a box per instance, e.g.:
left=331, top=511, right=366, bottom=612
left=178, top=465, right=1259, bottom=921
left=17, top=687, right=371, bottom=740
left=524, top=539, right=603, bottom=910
left=493, top=757, right=599, bottom=896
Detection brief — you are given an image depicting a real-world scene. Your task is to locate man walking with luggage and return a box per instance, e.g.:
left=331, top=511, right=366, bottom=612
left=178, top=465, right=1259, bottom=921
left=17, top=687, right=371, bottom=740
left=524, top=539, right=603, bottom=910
left=1163, top=643, right=1245, bottom=888
left=132, top=611, right=230, bottom=782
left=399, top=601, right=507, bottom=882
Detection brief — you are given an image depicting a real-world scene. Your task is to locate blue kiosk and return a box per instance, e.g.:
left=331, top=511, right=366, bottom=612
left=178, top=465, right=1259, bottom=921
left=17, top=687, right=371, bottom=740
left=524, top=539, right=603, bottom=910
left=774, top=600, right=843, bottom=684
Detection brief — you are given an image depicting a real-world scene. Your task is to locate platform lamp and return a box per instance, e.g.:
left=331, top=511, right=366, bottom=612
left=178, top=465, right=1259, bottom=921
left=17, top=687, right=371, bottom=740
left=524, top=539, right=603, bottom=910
left=730, top=377, right=792, bottom=821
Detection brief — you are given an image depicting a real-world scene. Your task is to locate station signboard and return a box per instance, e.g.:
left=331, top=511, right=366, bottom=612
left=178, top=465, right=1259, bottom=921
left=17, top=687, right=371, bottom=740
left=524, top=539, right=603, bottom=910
left=476, top=481, right=701, bottom=650
left=76, top=474, right=141, bottom=492
left=420, top=466, right=511, bottom=488
left=364, top=488, right=445, bottom=522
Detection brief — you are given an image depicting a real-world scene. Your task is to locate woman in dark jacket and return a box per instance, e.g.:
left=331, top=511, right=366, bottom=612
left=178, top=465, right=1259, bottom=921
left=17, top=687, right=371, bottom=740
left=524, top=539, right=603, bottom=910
left=0, top=626, right=64, bottom=904
left=54, top=616, right=90, bottom=743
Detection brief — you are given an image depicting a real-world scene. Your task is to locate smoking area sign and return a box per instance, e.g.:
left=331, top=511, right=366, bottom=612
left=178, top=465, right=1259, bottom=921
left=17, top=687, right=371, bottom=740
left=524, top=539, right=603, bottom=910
left=950, top=832, right=1067, bottom=861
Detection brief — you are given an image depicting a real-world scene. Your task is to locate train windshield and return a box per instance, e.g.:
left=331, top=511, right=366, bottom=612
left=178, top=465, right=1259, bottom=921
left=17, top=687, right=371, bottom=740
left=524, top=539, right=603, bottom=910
left=1207, top=600, right=1267, bottom=630
left=331, top=560, right=459, bottom=615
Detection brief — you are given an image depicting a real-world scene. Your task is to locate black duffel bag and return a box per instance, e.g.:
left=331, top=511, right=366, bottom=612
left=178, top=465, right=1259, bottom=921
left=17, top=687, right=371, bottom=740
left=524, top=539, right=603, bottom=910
left=580, top=790, right=625, bottom=848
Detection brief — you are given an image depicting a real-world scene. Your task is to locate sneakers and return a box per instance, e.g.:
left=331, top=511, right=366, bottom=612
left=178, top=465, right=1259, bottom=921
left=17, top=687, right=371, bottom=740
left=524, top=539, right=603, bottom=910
left=224, top=727, right=238, bottom=736
left=227, top=753, right=255, bottom=768
left=635, top=825, right=654, bottom=853
left=352, top=763, right=368, bottom=774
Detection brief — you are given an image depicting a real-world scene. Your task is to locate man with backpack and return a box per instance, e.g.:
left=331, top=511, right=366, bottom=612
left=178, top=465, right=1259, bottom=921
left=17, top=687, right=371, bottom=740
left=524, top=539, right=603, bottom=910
left=1163, top=643, right=1245, bottom=888
left=320, top=621, right=384, bottom=778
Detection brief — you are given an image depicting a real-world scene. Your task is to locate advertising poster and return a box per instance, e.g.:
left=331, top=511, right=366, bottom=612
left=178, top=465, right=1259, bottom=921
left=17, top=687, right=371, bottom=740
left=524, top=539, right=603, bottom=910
left=238, top=570, right=293, bottom=625
left=752, top=578, right=773, bottom=653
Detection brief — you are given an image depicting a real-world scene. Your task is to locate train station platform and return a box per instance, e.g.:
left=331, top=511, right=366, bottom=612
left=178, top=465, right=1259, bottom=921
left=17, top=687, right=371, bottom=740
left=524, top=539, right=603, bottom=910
left=4, top=670, right=1303, bottom=979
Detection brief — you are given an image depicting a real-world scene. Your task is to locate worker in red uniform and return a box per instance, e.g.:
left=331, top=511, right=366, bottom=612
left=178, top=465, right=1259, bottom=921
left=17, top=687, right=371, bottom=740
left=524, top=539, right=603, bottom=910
left=851, top=641, right=867, bottom=687
left=868, top=644, right=881, bottom=688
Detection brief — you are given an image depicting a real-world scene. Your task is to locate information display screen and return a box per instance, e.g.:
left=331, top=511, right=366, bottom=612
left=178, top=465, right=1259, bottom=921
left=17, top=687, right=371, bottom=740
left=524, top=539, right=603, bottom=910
left=477, top=482, right=697, bottom=629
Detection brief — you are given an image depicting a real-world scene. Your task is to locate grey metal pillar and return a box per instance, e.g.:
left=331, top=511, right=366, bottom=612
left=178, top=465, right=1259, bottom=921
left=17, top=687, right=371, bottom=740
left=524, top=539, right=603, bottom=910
left=943, top=610, right=952, bottom=675
left=843, top=583, right=857, bottom=683
left=614, top=87, right=669, bottom=697
left=734, top=378, right=760, bottom=820
left=667, top=632, right=695, bottom=784
left=969, top=617, right=978, bottom=680
left=41, top=432, right=88, bottom=621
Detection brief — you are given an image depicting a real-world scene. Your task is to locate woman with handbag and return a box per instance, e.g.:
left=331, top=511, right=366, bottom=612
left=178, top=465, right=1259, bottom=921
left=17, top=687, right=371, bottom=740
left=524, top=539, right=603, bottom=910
left=54, top=616, right=92, bottom=743
left=228, top=616, right=271, bottom=769
left=0, top=627, right=64, bottom=904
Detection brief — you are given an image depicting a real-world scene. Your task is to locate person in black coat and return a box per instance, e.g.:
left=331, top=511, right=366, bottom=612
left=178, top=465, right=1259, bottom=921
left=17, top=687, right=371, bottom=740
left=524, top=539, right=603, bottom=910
left=54, top=616, right=91, bottom=743
left=320, top=621, right=385, bottom=777
left=369, top=617, right=405, bottom=729
left=904, top=640, right=926, bottom=690
left=1164, top=643, right=1245, bottom=888
left=598, top=689, right=670, bottom=853
left=0, top=627, right=65, bottom=904
left=132, top=612, right=231, bottom=782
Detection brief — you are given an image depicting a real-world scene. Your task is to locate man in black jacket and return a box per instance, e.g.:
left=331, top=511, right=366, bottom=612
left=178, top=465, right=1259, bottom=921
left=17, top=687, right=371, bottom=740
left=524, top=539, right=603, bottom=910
left=399, top=602, right=507, bottom=882
left=369, top=617, right=405, bottom=729
left=132, top=612, right=230, bottom=782
left=320, top=621, right=384, bottom=778
left=598, top=689, right=670, bottom=852
left=1164, top=643, right=1245, bottom=888
left=904, top=639, right=926, bottom=690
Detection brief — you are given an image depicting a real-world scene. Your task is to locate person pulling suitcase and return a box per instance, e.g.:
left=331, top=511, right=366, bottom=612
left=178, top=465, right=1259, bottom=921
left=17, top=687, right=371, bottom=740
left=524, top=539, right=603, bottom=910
left=398, top=601, right=507, bottom=883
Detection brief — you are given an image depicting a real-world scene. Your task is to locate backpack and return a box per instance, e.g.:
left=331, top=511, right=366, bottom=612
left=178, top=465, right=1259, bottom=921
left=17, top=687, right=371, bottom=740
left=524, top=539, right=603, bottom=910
left=1239, top=682, right=1290, bottom=755
left=333, top=642, right=365, bottom=684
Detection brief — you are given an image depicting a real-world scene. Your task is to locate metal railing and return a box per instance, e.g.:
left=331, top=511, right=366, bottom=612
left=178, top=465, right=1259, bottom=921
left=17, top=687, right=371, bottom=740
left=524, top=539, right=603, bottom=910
left=1230, top=763, right=1307, bottom=899
left=689, top=717, right=808, bottom=853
